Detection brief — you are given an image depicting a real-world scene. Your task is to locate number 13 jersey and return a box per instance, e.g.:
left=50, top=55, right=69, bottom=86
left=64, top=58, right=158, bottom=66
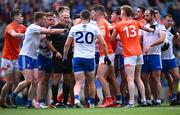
left=68, top=23, right=101, bottom=59
left=114, top=19, right=143, bottom=57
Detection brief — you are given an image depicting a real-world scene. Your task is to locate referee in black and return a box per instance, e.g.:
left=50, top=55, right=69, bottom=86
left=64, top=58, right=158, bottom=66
left=47, top=6, right=74, bottom=107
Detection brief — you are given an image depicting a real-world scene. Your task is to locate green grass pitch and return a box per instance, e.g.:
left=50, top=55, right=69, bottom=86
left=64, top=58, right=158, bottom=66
left=0, top=106, right=180, bottom=115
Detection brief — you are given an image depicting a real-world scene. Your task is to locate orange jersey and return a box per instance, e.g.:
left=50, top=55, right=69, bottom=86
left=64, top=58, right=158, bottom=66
left=2, top=22, right=26, bottom=60
left=114, top=19, right=142, bottom=57
left=97, top=18, right=114, bottom=56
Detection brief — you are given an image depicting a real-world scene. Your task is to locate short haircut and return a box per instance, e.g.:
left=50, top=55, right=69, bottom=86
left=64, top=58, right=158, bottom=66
left=46, top=11, right=55, bottom=17
left=58, top=6, right=70, bottom=13
left=80, top=10, right=91, bottom=20
left=164, top=14, right=173, bottom=19
left=93, top=5, right=105, bottom=13
left=137, top=6, right=146, bottom=13
left=153, top=7, right=160, bottom=13
left=146, top=8, right=155, bottom=16
left=34, top=12, right=47, bottom=22
left=10, top=9, right=22, bottom=20
left=121, top=5, right=133, bottom=17
left=113, top=7, right=121, bottom=15
left=73, top=14, right=80, bottom=20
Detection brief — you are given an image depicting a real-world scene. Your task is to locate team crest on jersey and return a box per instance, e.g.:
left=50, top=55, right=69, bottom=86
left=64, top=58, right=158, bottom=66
left=83, top=25, right=87, bottom=28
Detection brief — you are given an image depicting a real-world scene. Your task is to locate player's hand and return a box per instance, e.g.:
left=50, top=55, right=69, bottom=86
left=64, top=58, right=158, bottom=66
left=144, top=46, right=151, bottom=54
left=104, top=56, right=111, bottom=66
left=55, top=51, right=62, bottom=58
left=161, top=42, right=170, bottom=51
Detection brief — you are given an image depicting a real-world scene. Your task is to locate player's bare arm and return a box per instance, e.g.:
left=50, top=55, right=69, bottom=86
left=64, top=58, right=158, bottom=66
left=8, top=29, right=24, bottom=38
left=63, top=36, right=73, bottom=59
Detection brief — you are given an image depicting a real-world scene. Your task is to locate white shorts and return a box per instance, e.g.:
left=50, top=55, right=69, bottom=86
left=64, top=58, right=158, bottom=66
left=0, top=58, right=19, bottom=76
left=99, top=53, right=115, bottom=66
left=124, top=55, right=144, bottom=66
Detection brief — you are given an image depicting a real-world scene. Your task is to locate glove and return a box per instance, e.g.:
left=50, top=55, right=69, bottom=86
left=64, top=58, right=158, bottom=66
left=161, top=42, right=170, bottom=51
left=104, top=56, right=111, bottom=66
left=150, top=25, right=156, bottom=31
left=170, top=28, right=177, bottom=35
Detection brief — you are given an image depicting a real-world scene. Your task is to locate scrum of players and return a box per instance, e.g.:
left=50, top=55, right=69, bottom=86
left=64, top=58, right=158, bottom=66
left=0, top=4, right=180, bottom=109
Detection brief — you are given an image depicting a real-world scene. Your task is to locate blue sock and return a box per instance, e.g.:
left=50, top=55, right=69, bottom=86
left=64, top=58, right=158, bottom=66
left=27, top=100, right=32, bottom=106
left=116, top=95, right=122, bottom=101
left=74, top=95, right=80, bottom=100
left=122, top=96, right=126, bottom=105
left=89, top=98, right=95, bottom=104
left=38, top=99, right=45, bottom=103
left=11, top=92, right=17, bottom=98
left=85, top=97, right=90, bottom=104
left=172, top=93, right=177, bottom=99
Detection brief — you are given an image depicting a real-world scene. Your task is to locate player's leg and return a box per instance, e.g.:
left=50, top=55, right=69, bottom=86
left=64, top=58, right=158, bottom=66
left=85, top=71, right=96, bottom=108
left=0, top=59, right=15, bottom=108
left=9, top=56, right=33, bottom=108
left=134, top=55, right=146, bottom=106
left=124, top=65, right=135, bottom=106
left=150, top=55, right=162, bottom=105
left=51, top=56, right=63, bottom=106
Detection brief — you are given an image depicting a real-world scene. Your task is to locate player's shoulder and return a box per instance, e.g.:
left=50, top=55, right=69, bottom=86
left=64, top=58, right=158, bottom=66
left=19, top=24, right=27, bottom=29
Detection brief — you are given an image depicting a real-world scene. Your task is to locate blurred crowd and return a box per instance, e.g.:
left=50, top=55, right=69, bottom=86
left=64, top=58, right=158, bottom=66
left=0, top=0, right=180, bottom=50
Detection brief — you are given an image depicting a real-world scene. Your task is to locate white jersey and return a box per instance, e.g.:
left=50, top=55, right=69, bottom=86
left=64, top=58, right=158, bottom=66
left=161, top=28, right=175, bottom=59
left=39, top=34, right=52, bottom=59
left=68, top=23, right=101, bottom=58
left=90, top=20, right=99, bottom=52
left=141, top=22, right=166, bottom=55
left=19, top=24, right=41, bottom=59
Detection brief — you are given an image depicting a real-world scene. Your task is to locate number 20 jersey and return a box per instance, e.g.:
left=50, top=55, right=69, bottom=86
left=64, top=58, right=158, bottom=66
left=114, top=20, right=143, bottom=57
left=68, top=23, right=101, bottom=59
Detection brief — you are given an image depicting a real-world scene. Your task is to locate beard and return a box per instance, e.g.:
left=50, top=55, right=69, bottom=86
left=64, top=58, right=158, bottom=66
left=145, top=18, right=152, bottom=23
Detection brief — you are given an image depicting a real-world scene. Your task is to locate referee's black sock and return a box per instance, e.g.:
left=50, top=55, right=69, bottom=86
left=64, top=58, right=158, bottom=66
left=63, top=82, right=70, bottom=104
left=52, top=84, right=59, bottom=104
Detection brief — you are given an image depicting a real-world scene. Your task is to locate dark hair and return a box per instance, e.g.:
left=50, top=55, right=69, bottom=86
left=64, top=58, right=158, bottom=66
left=113, top=8, right=121, bottom=15
left=34, top=12, right=47, bottom=22
left=10, top=9, right=22, bottom=20
left=146, top=8, right=155, bottom=16
left=164, top=14, right=173, bottom=19
left=137, top=6, right=146, bottom=13
left=46, top=11, right=55, bottom=17
left=93, top=5, right=105, bottom=13
left=58, top=6, right=70, bottom=13
left=153, top=7, right=160, bottom=13
left=73, top=14, right=80, bottom=20
left=121, top=5, right=133, bottom=17
left=80, top=10, right=91, bottom=20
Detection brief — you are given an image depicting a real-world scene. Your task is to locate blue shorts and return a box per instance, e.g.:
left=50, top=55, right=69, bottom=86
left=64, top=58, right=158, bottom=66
left=142, top=55, right=162, bottom=73
left=118, top=54, right=124, bottom=70
left=72, top=57, right=95, bottom=73
left=38, top=54, right=52, bottom=73
left=18, top=55, right=38, bottom=70
left=162, top=58, right=178, bottom=72
left=95, top=52, right=100, bottom=65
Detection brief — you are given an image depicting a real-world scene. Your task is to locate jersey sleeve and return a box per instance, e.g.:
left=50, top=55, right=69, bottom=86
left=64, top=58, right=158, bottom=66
left=95, top=26, right=102, bottom=36
left=6, top=25, right=14, bottom=34
left=31, top=26, right=41, bottom=34
left=68, top=27, right=75, bottom=38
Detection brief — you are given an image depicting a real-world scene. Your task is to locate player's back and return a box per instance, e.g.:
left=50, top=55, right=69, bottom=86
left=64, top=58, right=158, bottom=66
left=115, top=19, right=142, bottom=57
left=20, top=24, right=42, bottom=59
left=70, top=23, right=101, bottom=58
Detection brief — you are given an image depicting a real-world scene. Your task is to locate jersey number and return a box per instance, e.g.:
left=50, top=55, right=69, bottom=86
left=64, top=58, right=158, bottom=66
left=123, top=25, right=137, bottom=38
left=75, top=32, right=94, bottom=44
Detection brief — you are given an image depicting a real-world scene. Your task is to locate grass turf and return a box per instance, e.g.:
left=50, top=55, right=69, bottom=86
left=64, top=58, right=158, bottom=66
left=0, top=105, right=180, bottom=115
